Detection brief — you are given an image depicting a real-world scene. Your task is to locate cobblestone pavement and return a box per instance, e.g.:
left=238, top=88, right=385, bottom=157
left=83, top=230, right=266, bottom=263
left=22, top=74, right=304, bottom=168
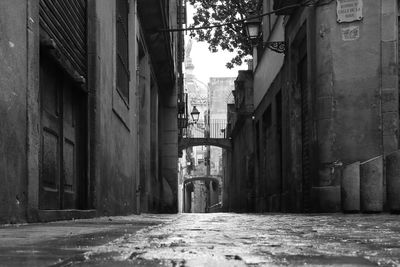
left=82, top=213, right=400, bottom=266
left=0, top=214, right=173, bottom=267
left=1, top=213, right=400, bottom=266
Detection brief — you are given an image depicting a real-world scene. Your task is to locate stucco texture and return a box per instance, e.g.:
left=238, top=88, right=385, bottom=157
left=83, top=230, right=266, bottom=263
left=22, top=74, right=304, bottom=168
left=0, top=1, right=28, bottom=223
left=94, top=0, right=138, bottom=216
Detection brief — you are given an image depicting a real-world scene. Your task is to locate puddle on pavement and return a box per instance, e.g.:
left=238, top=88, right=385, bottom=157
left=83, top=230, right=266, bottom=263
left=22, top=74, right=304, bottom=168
left=281, top=254, right=377, bottom=266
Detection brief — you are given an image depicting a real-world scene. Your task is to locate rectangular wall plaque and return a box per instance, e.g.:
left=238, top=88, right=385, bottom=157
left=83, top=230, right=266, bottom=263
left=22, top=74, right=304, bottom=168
left=337, top=0, right=363, bottom=23
left=341, top=25, right=360, bottom=41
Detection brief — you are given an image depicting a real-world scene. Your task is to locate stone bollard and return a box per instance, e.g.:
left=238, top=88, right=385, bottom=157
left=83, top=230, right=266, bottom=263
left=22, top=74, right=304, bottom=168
left=360, top=156, right=383, bottom=213
left=386, top=150, right=400, bottom=213
left=341, top=161, right=360, bottom=212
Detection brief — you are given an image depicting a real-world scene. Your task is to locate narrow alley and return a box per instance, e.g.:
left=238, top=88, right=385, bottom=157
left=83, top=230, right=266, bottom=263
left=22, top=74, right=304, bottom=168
left=1, top=213, right=400, bottom=266
left=2, top=0, right=400, bottom=266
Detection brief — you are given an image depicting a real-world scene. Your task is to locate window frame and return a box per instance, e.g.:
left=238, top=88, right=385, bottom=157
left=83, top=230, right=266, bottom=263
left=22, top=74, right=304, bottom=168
left=116, top=0, right=130, bottom=105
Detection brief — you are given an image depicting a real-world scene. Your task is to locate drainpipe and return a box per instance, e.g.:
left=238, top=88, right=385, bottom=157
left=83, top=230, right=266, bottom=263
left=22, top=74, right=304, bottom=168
left=206, top=110, right=211, bottom=176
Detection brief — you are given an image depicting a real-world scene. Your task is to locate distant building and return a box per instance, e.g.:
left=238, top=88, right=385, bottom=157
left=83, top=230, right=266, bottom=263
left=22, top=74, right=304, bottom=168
left=225, top=71, right=255, bottom=212
left=208, top=77, right=235, bottom=176
left=183, top=39, right=208, bottom=170
left=178, top=47, right=233, bottom=213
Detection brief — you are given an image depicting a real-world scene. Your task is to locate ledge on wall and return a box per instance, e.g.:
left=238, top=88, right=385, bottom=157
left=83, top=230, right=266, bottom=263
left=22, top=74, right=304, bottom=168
left=137, top=0, right=175, bottom=92
left=31, top=210, right=97, bottom=223
left=273, top=0, right=301, bottom=15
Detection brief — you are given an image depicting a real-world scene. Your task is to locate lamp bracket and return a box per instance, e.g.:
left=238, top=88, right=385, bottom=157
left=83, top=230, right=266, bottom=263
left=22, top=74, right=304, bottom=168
left=263, top=41, right=286, bottom=54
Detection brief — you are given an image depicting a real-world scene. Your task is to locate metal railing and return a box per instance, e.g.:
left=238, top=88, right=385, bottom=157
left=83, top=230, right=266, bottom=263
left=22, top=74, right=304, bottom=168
left=185, top=119, right=227, bottom=139
left=207, top=119, right=227, bottom=139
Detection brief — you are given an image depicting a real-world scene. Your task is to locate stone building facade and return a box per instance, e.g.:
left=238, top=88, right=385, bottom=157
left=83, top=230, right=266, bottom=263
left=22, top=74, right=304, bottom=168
left=0, top=0, right=184, bottom=223
left=225, top=71, right=255, bottom=212
left=208, top=77, right=235, bottom=176
left=228, top=0, right=399, bottom=213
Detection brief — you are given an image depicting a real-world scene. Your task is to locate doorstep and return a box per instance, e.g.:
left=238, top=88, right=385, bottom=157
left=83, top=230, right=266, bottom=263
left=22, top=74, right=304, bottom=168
left=34, top=209, right=97, bottom=222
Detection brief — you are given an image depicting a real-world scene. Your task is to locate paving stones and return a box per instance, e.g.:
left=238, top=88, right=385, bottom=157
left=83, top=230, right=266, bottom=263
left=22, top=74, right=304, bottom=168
left=84, top=213, right=400, bottom=266
left=1, top=213, right=400, bottom=266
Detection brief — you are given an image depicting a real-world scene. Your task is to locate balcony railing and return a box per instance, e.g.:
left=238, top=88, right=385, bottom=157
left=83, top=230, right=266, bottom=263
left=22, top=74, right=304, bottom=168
left=207, top=119, right=227, bottom=139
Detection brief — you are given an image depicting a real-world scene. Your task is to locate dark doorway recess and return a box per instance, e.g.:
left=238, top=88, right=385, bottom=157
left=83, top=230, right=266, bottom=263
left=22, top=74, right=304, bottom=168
left=298, top=36, right=311, bottom=212
left=39, top=55, right=88, bottom=210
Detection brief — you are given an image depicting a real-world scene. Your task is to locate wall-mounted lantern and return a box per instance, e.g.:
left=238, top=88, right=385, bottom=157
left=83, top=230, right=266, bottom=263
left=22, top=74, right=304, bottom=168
left=190, top=106, right=200, bottom=124
left=244, top=14, right=286, bottom=54
left=244, top=15, right=261, bottom=45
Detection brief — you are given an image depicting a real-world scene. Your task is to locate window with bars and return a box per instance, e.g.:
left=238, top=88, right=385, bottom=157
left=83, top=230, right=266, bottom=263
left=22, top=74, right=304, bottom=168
left=116, top=0, right=130, bottom=103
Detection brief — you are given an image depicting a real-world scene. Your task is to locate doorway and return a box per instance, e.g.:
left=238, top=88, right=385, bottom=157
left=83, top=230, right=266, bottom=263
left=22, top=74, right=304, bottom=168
left=297, top=36, right=311, bottom=212
left=39, top=56, right=88, bottom=210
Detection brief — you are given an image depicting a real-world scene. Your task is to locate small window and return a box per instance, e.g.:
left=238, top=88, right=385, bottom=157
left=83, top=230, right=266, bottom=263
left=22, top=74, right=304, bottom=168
left=116, top=0, right=130, bottom=103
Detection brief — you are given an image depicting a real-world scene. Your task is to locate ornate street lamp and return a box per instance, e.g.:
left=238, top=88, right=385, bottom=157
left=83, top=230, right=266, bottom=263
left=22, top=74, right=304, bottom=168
left=244, top=14, right=261, bottom=46
left=244, top=14, right=286, bottom=54
left=190, top=106, right=200, bottom=124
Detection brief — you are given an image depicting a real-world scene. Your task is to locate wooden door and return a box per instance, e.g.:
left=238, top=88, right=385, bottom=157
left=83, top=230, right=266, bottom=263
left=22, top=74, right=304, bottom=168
left=40, top=57, right=86, bottom=210
left=62, top=79, right=78, bottom=209
left=39, top=60, right=62, bottom=209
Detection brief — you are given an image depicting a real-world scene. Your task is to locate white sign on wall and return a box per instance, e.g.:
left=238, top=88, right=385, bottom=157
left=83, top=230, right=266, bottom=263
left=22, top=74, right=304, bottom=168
left=341, top=25, right=360, bottom=41
left=337, top=0, right=363, bottom=23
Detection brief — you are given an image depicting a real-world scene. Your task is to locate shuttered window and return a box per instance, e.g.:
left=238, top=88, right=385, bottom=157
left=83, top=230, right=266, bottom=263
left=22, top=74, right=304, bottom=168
left=116, top=0, right=130, bottom=103
left=39, top=0, right=87, bottom=78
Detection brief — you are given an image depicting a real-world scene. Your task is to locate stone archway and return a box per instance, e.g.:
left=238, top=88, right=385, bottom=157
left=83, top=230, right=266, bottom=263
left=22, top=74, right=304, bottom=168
left=183, top=176, right=221, bottom=213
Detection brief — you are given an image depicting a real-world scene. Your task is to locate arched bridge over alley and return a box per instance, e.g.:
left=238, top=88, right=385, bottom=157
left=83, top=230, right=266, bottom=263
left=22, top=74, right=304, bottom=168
left=179, top=137, right=231, bottom=151
left=179, top=119, right=231, bottom=151
left=183, top=176, right=221, bottom=186
left=183, top=176, right=222, bottom=214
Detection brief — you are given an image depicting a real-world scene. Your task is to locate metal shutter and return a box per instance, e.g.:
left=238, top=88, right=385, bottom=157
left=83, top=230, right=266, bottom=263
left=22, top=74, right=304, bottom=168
left=39, top=0, right=87, bottom=78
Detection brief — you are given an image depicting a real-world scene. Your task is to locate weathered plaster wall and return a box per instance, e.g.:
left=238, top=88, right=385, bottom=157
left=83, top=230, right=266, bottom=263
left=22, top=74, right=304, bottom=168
left=229, top=71, right=255, bottom=212
left=253, top=16, right=285, bottom=108
left=223, top=104, right=235, bottom=211
left=253, top=71, right=296, bottom=212
left=26, top=0, right=40, bottom=221
left=230, top=120, right=254, bottom=212
left=0, top=1, right=28, bottom=223
left=94, top=0, right=139, bottom=215
left=139, top=51, right=152, bottom=213
left=147, top=82, right=161, bottom=212
left=314, top=0, right=398, bottom=211
left=317, top=1, right=382, bottom=165
left=380, top=0, right=398, bottom=155
left=160, top=95, right=178, bottom=212
left=250, top=0, right=398, bottom=213
left=158, top=0, right=179, bottom=213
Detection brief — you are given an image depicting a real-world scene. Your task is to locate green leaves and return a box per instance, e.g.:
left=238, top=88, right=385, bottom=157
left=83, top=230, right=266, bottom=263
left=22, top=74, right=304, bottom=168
left=188, top=0, right=257, bottom=69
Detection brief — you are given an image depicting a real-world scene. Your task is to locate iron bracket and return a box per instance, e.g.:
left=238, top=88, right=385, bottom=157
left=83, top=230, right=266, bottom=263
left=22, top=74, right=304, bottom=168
left=263, top=41, right=286, bottom=54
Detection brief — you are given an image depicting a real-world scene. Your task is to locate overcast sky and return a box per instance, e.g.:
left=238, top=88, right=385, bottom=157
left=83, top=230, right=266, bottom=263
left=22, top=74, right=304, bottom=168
left=185, top=4, right=246, bottom=84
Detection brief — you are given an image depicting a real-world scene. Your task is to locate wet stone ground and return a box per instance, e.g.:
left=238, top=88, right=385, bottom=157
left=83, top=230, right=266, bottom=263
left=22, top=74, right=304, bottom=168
left=1, top=213, right=400, bottom=266
left=83, top=213, right=400, bottom=266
